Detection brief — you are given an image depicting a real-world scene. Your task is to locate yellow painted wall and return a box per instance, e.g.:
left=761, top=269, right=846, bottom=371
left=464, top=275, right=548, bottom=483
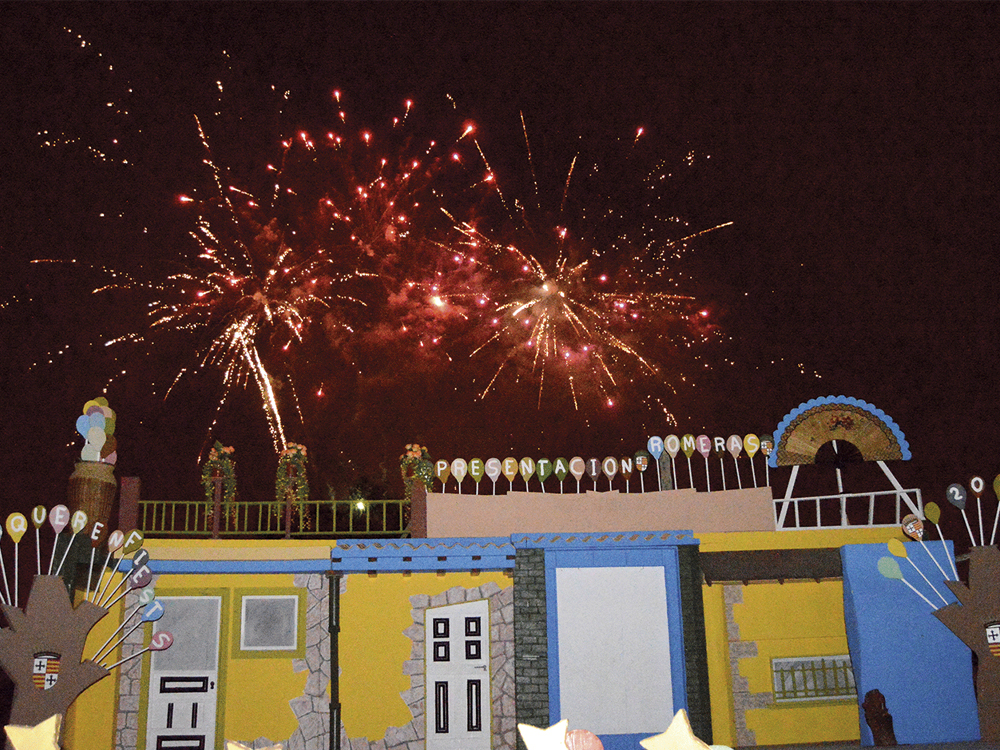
left=64, top=564, right=315, bottom=748
left=736, top=580, right=859, bottom=745
left=697, top=527, right=896, bottom=746
left=144, top=573, right=309, bottom=745
left=702, top=583, right=736, bottom=748
left=65, top=593, right=125, bottom=750
left=339, top=570, right=512, bottom=741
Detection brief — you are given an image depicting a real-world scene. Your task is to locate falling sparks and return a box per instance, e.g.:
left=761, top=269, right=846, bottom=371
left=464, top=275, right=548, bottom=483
left=442, top=113, right=733, bottom=411
left=17, top=24, right=734, bottom=468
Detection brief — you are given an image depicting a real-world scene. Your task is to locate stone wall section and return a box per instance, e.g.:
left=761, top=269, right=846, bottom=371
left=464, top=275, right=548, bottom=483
left=113, top=573, right=159, bottom=750
left=340, top=578, right=515, bottom=750
left=723, top=584, right=773, bottom=747
left=513, top=548, right=547, bottom=750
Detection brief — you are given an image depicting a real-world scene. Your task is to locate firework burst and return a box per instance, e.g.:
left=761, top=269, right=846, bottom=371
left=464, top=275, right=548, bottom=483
left=154, top=96, right=482, bottom=450
left=444, top=117, right=732, bottom=414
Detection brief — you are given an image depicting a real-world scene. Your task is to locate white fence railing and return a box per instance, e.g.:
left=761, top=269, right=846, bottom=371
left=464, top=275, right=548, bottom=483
left=774, top=488, right=922, bottom=530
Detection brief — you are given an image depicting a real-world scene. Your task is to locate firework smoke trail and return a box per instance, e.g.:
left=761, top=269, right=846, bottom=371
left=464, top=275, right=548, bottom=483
left=449, top=115, right=733, bottom=413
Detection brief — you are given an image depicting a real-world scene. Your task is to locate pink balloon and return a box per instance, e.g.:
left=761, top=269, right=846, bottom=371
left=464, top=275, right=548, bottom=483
left=48, top=505, right=70, bottom=534
left=150, top=631, right=173, bottom=651
left=696, top=434, right=712, bottom=458
left=107, top=529, right=125, bottom=552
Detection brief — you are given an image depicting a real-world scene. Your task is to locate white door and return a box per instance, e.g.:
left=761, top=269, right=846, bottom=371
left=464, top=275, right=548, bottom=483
left=146, top=596, right=222, bottom=750
left=425, top=599, right=490, bottom=750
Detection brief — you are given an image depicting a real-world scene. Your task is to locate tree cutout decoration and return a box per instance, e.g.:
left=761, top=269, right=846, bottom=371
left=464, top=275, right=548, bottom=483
left=0, top=577, right=108, bottom=733
left=932, top=545, right=1000, bottom=742
left=0, top=514, right=170, bottom=750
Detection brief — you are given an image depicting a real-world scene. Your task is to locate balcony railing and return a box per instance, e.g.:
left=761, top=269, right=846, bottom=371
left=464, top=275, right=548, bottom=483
left=137, top=497, right=410, bottom=538
left=774, top=488, right=922, bottom=530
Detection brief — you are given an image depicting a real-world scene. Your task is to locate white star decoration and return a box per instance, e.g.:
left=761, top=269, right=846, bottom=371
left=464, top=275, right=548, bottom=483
left=4, top=714, right=62, bottom=750
left=518, top=719, right=569, bottom=750
left=641, top=709, right=730, bottom=750
left=225, top=742, right=283, bottom=750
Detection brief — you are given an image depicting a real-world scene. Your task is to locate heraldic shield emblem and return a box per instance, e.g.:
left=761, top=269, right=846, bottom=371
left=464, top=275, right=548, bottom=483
left=32, top=651, right=61, bottom=690
left=987, top=622, right=1000, bottom=658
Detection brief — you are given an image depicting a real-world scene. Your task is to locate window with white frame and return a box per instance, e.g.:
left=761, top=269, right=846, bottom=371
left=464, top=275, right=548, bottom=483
left=771, top=655, right=856, bottom=702
left=240, top=595, right=299, bottom=651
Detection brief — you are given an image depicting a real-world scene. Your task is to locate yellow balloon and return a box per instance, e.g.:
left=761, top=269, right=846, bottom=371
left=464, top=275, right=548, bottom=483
left=887, top=538, right=908, bottom=558
left=5, top=513, right=28, bottom=543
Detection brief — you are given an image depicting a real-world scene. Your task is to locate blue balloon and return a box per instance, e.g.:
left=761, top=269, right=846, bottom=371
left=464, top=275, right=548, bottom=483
left=647, top=436, right=664, bottom=460
left=75, top=415, right=90, bottom=438
left=142, top=600, right=165, bottom=622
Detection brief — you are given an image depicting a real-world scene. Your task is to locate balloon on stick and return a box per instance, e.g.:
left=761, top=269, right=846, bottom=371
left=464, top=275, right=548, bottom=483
left=553, top=458, right=568, bottom=494
left=635, top=450, right=650, bottom=493
left=91, top=530, right=124, bottom=604
left=98, top=531, right=144, bottom=607
left=713, top=441, right=726, bottom=491
left=537, top=458, right=554, bottom=494
left=0, top=524, right=9, bottom=606
left=923, top=502, right=959, bottom=580
left=665, top=435, right=680, bottom=490
left=106, top=560, right=152, bottom=610
left=696, top=436, right=711, bottom=492
left=681, top=435, right=695, bottom=488
left=96, top=597, right=163, bottom=662
left=46, top=505, right=70, bottom=575
left=100, top=547, right=149, bottom=608
left=760, top=436, right=774, bottom=486
left=5, top=513, right=27, bottom=607
left=946, top=483, right=977, bottom=547
left=569, top=457, right=584, bottom=493
left=901, top=513, right=952, bottom=583
left=84, top=521, right=106, bottom=603
left=647, top=438, right=663, bottom=492
left=728, top=435, right=744, bottom=489
left=744, top=434, right=760, bottom=488
left=991, top=475, right=1000, bottom=547
left=31, top=505, right=45, bottom=576
left=878, top=556, right=936, bottom=609
left=103, top=629, right=173, bottom=672
left=970, top=475, right=986, bottom=546
left=92, top=588, right=157, bottom=661
left=54, top=510, right=88, bottom=577
left=888, top=539, right=949, bottom=606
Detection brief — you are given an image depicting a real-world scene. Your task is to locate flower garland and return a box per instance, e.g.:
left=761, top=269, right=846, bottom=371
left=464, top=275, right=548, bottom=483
left=202, top=441, right=237, bottom=525
left=275, top=442, right=311, bottom=530
left=400, top=443, right=433, bottom=502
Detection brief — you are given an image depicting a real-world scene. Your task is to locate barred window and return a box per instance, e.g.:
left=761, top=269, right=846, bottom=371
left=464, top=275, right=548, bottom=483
left=771, top=655, right=856, bottom=702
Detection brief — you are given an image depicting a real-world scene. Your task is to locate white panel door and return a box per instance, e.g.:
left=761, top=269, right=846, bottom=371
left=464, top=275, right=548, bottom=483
left=555, top=567, right=673, bottom=734
left=146, top=596, right=222, bottom=750
left=425, top=599, right=490, bottom=750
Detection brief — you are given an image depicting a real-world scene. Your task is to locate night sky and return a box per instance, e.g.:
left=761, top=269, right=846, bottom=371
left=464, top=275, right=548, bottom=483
left=1, top=2, right=999, bottom=539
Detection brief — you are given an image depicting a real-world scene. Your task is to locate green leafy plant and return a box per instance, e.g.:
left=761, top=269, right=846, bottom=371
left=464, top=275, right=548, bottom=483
left=400, top=443, right=433, bottom=502
left=275, top=442, right=311, bottom=530
left=202, top=441, right=237, bottom=527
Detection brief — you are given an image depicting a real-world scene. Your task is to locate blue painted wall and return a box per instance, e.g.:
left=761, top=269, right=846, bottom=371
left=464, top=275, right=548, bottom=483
left=841, top=542, right=979, bottom=745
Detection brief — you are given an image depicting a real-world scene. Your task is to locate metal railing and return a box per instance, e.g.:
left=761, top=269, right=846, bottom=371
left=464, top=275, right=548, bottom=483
left=772, top=655, right=856, bottom=702
left=138, top=497, right=410, bottom=538
left=774, top=488, right=922, bottom=530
